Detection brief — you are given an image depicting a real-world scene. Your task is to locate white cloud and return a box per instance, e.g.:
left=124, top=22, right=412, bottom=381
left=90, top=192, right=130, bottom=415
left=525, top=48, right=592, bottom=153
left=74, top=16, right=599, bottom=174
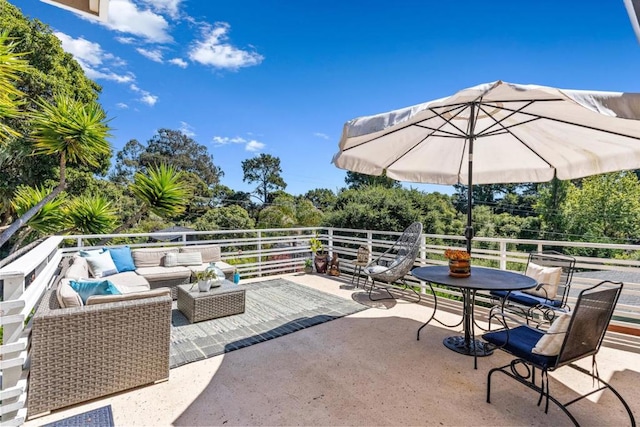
left=213, top=135, right=265, bottom=152
left=169, top=58, right=188, bottom=68
left=55, top=31, right=133, bottom=83
left=179, top=121, right=196, bottom=137
left=116, top=102, right=129, bottom=109
left=136, top=47, right=164, bottom=62
left=314, top=132, right=330, bottom=140
left=130, top=84, right=158, bottom=106
left=115, top=36, right=136, bottom=44
left=245, top=140, right=265, bottom=152
left=188, top=22, right=263, bottom=70
left=141, top=0, right=182, bottom=19
left=106, top=0, right=172, bottom=43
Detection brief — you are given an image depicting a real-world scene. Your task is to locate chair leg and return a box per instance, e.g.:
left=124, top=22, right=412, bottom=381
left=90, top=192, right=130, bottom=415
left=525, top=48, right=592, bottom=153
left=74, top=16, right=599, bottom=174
left=368, top=279, right=396, bottom=301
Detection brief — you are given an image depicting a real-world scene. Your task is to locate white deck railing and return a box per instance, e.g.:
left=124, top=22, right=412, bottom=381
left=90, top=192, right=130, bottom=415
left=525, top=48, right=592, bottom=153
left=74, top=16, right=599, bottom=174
left=1, top=227, right=639, bottom=424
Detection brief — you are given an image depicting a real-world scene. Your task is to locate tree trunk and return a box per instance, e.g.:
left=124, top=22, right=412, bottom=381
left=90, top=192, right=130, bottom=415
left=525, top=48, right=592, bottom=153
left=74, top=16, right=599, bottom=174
left=0, top=154, right=66, bottom=249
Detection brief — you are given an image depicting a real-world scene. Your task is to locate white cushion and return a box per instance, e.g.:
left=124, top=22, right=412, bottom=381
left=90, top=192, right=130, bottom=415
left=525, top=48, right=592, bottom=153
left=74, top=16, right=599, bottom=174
left=65, top=256, right=89, bottom=280
left=135, top=266, right=191, bottom=281
left=86, top=287, right=171, bottom=305
left=180, top=244, right=221, bottom=263
left=164, top=251, right=203, bottom=267
left=84, top=251, right=118, bottom=278
left=56, top=279, right=83, bottom=308
left=365, top=265, right=387, bottom=274
left=107, top=271, right=151, bottom=293
left=523, top=262, right=562, bottom=300
left=131, top=247, right=179, bottom=268
left=532, top=313, right=572, bottom=356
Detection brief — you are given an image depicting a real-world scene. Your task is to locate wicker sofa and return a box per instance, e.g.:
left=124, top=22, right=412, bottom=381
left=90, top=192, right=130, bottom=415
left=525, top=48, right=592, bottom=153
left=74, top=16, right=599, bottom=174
left=28, top=284, right=172, bottom=418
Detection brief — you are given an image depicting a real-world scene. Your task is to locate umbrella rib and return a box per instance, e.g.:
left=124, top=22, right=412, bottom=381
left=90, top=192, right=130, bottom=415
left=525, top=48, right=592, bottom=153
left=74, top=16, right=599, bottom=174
left=474, top=100, right=537, bottom=136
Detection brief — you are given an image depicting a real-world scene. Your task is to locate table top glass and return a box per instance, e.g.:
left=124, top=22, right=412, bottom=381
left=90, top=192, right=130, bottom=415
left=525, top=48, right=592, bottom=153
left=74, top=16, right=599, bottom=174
left=411, top=265, right=536, bottom=291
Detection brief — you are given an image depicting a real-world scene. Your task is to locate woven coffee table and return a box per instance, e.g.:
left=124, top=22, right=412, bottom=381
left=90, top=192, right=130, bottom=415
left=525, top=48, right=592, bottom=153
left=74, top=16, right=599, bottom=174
left=177, top=281, right=246, bottom=323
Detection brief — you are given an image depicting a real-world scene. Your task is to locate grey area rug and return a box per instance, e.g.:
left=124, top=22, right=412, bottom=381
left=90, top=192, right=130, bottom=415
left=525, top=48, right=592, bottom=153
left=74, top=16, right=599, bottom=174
left=42, top=405, right=113, bottom=427
left=170, top=278, right=368, bottom=368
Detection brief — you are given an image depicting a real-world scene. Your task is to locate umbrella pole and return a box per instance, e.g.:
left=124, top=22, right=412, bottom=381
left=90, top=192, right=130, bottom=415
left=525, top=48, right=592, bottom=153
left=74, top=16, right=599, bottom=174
left=465, top=103, right=476, bottom=254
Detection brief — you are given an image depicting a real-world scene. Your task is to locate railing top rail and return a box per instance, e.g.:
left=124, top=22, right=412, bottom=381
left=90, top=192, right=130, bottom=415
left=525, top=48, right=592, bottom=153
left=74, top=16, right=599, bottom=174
left=58, top=227, right=323, bottom=241
left=0, top=236, right=63, bottom=279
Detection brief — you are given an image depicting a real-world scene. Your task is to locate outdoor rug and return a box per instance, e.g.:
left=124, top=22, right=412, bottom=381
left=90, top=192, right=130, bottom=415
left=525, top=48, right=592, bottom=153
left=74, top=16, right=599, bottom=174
left=42, top=405, right=114, bottom=427
left=170, top=278, right=368, bottom=368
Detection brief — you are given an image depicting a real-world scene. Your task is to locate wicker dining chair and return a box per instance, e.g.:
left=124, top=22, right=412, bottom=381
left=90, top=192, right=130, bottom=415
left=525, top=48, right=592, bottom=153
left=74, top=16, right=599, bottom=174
left=363, top=221, right=423, bottom=301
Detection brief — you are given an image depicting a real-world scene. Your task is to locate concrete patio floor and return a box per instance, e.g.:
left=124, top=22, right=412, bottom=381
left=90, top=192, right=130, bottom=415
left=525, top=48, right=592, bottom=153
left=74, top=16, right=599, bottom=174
left=26, top=273, right=640, bottom=426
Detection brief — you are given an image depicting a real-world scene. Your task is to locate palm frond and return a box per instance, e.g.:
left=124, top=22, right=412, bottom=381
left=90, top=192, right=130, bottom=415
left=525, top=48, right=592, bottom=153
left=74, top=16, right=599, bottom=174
left=11, top=185, right=65, bottom=233
left=131, top=164, right=189, bottom=217
left=64, top=196, right=117, bottom=234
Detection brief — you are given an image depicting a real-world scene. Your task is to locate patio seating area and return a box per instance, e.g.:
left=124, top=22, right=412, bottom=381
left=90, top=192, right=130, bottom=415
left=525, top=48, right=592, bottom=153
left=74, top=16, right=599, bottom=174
left=25, top=272, right=640, bottom=427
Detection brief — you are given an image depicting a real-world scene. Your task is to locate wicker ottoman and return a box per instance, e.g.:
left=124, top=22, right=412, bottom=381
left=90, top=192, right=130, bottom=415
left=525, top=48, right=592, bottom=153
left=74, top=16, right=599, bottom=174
left=177, top=281, right=245, bottom=323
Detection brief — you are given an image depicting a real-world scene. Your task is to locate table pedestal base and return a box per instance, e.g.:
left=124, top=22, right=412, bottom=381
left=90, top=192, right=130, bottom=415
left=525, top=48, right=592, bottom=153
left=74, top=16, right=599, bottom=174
left=443, top=336, right=493, bottom=357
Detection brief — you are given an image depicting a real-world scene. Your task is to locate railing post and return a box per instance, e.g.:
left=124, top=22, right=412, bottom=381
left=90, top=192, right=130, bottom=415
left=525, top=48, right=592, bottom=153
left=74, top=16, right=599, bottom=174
left=328, top=228, right=334, bottom=258
left=257, top=230, right=263, bottom=277
left=499, top=241, right=507, bottom=270
left=420, top=234, right=427, bottom=293
left=366, top=231, right=373, bottom=262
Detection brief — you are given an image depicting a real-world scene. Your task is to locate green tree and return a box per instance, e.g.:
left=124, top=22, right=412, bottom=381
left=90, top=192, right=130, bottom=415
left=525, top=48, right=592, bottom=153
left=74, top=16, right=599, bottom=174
left=0, top=31, right=28, bottom=141
left=258, top=194, right=322, bottom=228
left=344, top=171, right=400, bottom=189
left=112, top=164, right=190, bottom=234
left=303, top=188, right=336, bottom=211
left=0, top=95, right=111, bottom=248
left=9, top=185, right=65, bottom=250
left=241, top=153, right=286, bottom=204
left=193, top=205, right=255, bottom=231
left=63, top=196, right=117, bottom=235
left=563, top=172, right=640, bottom=248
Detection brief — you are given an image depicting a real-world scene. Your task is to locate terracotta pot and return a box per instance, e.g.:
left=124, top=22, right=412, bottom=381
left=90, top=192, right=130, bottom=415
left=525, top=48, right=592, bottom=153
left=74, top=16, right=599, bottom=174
left=314, top=253, right=328, bottom=273
left=448, top=259, right=471, bottom=277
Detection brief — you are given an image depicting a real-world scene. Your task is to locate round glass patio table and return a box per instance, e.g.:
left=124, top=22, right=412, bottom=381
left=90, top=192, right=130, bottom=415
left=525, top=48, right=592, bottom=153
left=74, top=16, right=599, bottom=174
left=411, top=265, right=536, bottom=368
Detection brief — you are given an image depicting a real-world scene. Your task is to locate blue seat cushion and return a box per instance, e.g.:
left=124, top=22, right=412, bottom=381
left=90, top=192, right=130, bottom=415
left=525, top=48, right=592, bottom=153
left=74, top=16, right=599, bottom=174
left=483, top=326, right=557, bottom=369
left=490, top=290, right=562, bottom=308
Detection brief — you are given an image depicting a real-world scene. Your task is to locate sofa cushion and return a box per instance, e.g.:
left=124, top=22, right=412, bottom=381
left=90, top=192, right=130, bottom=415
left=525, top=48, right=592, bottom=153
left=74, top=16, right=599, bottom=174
left=69, top=279, right=121, bottom=304
left=105, top=246, right=136, bottom=273
left=135, top=266, right=191, bottom=282
left=164, top=251, right=203, bottom=267
left=107, top=271, right=151, bottom=293
left=65, top=256, right=89, bottom=280
left=84, top=251, right=118, bottom=278
left=180, top=244, right=221, bottom=263
left=56, top=279, right=83, bottom=308
left=86, top=287, right=171, bottom=305
left=132, top=247, right=179, bottom=268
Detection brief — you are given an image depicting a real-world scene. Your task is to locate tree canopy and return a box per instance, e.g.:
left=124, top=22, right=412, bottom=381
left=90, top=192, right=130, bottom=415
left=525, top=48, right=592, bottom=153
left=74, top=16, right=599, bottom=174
left=241, top=153, right=286, bottom=204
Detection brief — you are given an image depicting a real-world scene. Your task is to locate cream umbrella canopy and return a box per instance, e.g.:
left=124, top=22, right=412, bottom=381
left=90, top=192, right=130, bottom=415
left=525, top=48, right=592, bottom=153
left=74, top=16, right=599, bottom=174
left=332, top=80, right=640, bottom=253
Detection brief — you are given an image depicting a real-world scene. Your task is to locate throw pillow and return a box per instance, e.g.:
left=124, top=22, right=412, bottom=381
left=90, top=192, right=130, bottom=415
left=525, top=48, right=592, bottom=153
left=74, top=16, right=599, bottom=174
left=69, top=279, right=121, bottom=304
left=56, top=280, right=83, bottom=308
left=523, top=262, right=562, bottom=300
left=79, top=248, right=103, bottom=257
left=532, top=312, right=572, bottom=356
left=105, top=246, right=136, bottom=273
left=165, top=251, right=203, bottom=267
left=85, top=250, right=118, bottom=278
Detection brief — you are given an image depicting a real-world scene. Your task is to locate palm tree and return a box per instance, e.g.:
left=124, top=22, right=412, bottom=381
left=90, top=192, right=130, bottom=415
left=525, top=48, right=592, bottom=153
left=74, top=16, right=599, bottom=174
left=64, top=196, right=117, bottom=235
left=0, top=31, right=29, bottom=141
left=10, top=185, right=66, bottom=251
left=99, top=164, right=189, bottom=243
left=0, top=95, right=111, bottom=248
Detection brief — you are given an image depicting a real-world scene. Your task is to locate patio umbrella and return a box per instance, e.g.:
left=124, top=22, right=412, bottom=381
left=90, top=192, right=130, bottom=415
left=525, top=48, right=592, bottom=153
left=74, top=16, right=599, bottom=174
left=625, top=0, right=640, bottom=44
left=332, top=80, right=640, bottom=253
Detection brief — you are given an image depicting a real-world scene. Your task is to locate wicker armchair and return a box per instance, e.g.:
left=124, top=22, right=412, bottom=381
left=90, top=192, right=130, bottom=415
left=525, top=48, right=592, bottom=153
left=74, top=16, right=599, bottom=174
left=28, top=286, right=172, bottom=418
left=363, top=221, right=423, bottom=301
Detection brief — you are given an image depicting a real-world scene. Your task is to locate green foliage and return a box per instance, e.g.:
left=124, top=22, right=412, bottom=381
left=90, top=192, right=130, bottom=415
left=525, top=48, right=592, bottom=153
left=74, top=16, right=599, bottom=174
left=303, top=188, right=336, bottom=211
left=257, top=193, right=322, bottom=228
left=344, top=171, right=400, bottom=189
left=11, top=185, right=64, bottom=234
left=241, top=153, right=286, bottom=204
left=0, top=31, right=29, bottom=140
left=131, top=164, right=189, bottom=218
left=30, top=94, right=112, bottom=169
left=562, top=172, right=640, bottom=250
left=63, top=196, right=116, bottom=235
left=324, top=186, right=421, bottom=232
left=193, top=205, right=255, bottom=231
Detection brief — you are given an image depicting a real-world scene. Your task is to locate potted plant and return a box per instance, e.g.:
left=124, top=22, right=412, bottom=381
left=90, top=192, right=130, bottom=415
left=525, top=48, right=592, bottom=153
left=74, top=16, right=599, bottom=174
left=444, top=249, right=471, bottom=277
left=194, top=268, right=217, bottom=292
left=303, top=258, right=313, bottom=274
left=309, top=236, right=328, bottom=273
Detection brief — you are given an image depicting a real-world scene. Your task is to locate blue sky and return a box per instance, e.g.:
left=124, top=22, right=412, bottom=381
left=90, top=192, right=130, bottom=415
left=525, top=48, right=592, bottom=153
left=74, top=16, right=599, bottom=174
left=12, top=0, right=640, bottom=196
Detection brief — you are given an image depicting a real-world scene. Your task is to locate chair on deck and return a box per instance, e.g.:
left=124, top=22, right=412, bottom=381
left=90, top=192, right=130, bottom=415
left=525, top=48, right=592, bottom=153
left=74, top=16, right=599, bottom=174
left=363, top=221, right=423, bottom=301
left=490, top=251, right=576, bottom=327
left=483, top=281, right=635, bottom=426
